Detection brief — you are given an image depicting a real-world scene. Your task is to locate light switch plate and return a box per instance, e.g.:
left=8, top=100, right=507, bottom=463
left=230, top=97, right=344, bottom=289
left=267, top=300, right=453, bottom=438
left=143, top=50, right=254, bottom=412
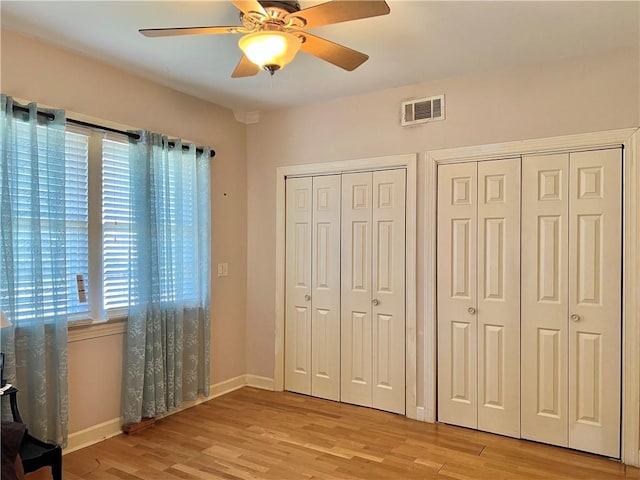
left=217, top=263, right=229, bottom=277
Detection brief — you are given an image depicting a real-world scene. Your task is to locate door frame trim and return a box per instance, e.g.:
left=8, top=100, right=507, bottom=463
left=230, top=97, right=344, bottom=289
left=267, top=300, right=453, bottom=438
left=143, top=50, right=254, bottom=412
left=425, top=127, right=639, bottom=465
left=274, top=153, right=418, bottom=418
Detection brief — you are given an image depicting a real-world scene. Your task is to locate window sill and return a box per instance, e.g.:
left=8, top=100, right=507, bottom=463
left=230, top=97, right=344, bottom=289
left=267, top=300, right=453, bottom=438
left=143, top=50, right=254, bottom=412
left=68, top=319, right=126, bottom=343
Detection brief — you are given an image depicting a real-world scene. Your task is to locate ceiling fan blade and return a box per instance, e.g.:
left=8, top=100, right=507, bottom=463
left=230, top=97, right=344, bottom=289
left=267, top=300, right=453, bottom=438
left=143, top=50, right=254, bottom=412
left=140, top=26, right=238, bottom=37
left=231, top=55, right=260, bottom=78
left=287, top=0, right=390, bottom=29
left=299, top=33, right=368, bottom=71
left=231, top=0, right=267, bottom=17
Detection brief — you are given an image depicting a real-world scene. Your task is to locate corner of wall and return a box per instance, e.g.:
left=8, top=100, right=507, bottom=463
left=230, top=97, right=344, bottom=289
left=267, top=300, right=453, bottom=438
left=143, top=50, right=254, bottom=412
left=233, top=110, right=261, bottom=124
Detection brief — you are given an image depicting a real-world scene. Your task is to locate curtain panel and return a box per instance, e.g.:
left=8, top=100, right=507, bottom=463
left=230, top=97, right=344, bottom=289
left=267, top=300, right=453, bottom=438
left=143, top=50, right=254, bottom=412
left=0, top=95, right=69, bottom=446
left=123, top=131, right=211, bottom=424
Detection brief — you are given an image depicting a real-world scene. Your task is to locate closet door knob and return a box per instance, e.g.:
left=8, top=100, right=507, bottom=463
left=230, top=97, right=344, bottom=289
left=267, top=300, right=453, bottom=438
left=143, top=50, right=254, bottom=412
left=372, top=299, right=379, bottom=306
left=304, top=294, right=311, bottom=302
left=570, top=313, right=580, bottom=322
left=468, top=307, right=476, bottom=315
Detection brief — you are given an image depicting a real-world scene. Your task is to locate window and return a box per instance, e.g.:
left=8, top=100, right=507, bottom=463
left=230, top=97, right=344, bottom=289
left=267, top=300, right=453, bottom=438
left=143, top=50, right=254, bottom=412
left=102, top=138, right=132, bottom=312
left=6, top=122, right=89, bottom=322
left=101, top=138, right=202, bottom=313
left=64, top=131, right=90, bottom=317
left=156, top=148, right=200, bottom=305
left=6, top=122, right=205, bottom=324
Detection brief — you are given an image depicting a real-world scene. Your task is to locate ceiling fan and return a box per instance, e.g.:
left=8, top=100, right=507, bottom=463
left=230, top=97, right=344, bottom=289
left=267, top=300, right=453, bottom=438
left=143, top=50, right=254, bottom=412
left=140, top=0, right=390, bottom=77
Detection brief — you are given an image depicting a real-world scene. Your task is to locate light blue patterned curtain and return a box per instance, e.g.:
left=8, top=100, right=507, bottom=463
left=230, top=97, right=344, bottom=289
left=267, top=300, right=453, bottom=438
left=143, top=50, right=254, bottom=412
left=123, top=131, right=210, bottom=424
left=0, top=95, right=69, bottom=446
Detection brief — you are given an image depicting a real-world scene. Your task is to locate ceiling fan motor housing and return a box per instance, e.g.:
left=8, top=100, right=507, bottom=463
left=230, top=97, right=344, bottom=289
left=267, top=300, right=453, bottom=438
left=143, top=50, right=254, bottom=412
left=259, top=1, right=301, bottom=14
left=240, top=1, right=303, bottom=31
left=240, top=1, right=301, bottom=22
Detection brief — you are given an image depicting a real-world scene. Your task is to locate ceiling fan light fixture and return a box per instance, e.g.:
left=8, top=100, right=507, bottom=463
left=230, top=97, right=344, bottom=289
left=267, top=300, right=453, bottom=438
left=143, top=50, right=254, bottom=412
left=239, top=30, right=302, bottom=75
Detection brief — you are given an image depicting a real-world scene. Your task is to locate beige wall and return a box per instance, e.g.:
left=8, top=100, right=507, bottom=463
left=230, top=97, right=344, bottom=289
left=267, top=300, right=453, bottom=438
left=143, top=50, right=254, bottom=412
left=245, top=47, right=640, bottom=407
left=1, top=29, right=248, bottom=433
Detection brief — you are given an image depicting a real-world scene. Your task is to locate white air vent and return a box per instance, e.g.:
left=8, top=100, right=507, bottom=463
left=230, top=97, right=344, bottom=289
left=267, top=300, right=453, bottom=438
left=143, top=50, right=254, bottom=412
left=401, top=94, right=445, bottom=126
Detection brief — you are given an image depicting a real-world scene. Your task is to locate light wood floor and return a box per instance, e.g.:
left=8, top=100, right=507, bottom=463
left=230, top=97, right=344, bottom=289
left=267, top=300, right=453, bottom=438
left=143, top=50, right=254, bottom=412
left=63, top=387, right=638, bottom=479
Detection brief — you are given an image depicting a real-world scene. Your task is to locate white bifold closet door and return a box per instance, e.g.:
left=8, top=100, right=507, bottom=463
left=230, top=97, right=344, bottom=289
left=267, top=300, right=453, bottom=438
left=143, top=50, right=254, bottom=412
left=285, top=175, right=341, bottom=401
left=341, top=170, right=406, bottom=414
left=521, top=149, right=621, bottom=458
left=437, top=158, right=521, bottom=438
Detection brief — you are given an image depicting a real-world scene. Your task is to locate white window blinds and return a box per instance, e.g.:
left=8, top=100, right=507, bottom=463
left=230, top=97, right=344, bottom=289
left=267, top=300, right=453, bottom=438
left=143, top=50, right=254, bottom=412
left=161, top=149, right=200, bottom=304
left=176, top=153, right=200, bottom=304
left=64, top=131, right=90, bottom=315
left=8, top=125, right=89, bottom=321
left=102, top=138, right=132, bottom=312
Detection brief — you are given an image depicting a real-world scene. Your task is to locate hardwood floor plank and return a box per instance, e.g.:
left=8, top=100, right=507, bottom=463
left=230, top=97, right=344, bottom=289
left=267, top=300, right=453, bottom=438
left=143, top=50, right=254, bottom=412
left=626, top=466, right=640, bottom=478
left=63, top=387, right=632, bottom=479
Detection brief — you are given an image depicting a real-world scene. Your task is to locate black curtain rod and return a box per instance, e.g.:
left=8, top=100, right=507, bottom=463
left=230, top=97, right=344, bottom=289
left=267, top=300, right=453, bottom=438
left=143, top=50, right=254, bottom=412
left=11, top=104, right=216, bottom=158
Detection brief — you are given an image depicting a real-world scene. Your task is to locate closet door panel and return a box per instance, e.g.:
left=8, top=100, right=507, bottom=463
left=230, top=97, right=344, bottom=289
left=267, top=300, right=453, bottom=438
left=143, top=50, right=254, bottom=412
left=521, top=153, right=569, bottom=447
left=311, top=175, right=342, bottom=401
left=437, top=162, right=478, bottom=428
left=477, top=158, right=521, bottom=438
left=341, top=172, right=373, bottom=407
left=285, top=177, right=313, bottom=395
left=372, top=169, right=406, bottom=414
left=568, top=148, right=621, bottom=458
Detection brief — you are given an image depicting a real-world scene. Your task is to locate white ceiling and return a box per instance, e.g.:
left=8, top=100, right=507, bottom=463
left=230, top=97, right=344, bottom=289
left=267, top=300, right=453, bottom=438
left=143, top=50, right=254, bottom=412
left=1, top=1, right=638, bottom=112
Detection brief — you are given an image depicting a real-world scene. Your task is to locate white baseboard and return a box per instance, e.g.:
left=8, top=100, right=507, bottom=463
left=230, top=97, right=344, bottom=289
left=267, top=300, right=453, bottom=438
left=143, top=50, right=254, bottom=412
left=64, top=374, right=273, bottom=455
left=246, top=374, right=275, bottom=390
left=210, top=374, right=250, bottom=397
left=65, top=417, right=122, bottom=454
